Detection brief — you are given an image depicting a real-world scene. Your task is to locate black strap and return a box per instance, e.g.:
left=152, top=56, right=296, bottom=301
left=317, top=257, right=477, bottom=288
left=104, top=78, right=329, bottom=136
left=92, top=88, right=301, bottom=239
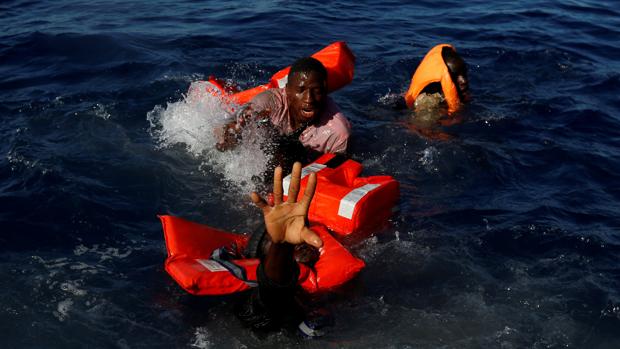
left=210, top=245, right=258, bottom=288
left=323, top=153, right=348, bottom=168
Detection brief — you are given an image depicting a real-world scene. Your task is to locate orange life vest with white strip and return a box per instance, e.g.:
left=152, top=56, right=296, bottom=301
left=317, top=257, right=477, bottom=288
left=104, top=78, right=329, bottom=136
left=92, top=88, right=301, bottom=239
left=282, top=154, right=400, bottom=238
left=160, top=215, right=365, bottom=296
left=404, top=44, right=461, bottom=113
left=189, top=42, right=355, bottom=107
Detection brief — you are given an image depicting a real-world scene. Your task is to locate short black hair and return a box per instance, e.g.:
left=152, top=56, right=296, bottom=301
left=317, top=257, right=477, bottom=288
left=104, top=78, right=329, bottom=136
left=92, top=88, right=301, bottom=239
left=441, top=46, right=466, bottom=77
left=289, top=57, right=328, bottom=82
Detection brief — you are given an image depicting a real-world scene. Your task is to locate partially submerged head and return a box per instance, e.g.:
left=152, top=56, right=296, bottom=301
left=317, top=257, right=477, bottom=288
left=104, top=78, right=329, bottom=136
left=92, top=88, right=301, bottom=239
left=441, top=46, right=469, bottom=99
left=285, top=57, right=328, bottom=125
left=257, top=232, right=320, bottom=266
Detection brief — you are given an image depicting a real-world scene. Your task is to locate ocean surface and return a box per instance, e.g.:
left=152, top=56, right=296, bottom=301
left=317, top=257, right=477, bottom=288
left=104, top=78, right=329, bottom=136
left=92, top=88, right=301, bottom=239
left=2, top=0, right=620, bottom=347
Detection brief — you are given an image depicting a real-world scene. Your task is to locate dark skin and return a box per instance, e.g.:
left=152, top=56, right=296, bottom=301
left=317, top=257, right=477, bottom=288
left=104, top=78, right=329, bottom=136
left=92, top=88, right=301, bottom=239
left=215, top=109, right=271, bottom=152
left=442, top=47, right=469, bottom=101
left=393, top=49, right=469, bottom=111
left=216, top=70, right=328, bottom=151
left=250, top=162, right=322, bottom=284
left=403, top=48, right=469, bottom=139
left=446, top=60, right=468, bottom=101
left=285, top=71, right=327, bottom=131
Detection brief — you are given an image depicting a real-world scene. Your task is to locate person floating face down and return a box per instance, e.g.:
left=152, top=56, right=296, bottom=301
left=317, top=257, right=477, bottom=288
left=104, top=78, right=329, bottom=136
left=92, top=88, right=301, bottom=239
left=403, top=44, right=469, bottom=131
left=216, top=57, right=351, bottom=169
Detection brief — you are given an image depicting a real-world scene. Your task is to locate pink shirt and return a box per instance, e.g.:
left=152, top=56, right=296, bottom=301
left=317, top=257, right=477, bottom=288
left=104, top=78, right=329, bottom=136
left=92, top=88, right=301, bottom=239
left=244, top=88, right=351, bottom=154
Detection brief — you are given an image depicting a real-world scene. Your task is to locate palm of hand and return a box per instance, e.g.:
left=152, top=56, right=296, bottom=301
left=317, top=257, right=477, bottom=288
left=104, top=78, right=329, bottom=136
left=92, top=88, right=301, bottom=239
left=251, top=163, right=322, bottom=249
left=263, top=202, right=308, bottom=245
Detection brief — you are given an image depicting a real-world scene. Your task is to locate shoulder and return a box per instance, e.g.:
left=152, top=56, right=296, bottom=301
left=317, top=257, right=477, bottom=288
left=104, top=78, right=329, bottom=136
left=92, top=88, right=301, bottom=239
left=318, top=97, right=351, bottom=135
left=246, top=88, right=289, bottom=131
left=249, top=88, right=284, bottom=108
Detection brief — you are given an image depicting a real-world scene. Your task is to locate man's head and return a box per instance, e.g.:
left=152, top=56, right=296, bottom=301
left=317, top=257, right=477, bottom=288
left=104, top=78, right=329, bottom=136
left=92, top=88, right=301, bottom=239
left=442, top=46, right=469, bottom=99
left=285, top=57, right=328, bottom=124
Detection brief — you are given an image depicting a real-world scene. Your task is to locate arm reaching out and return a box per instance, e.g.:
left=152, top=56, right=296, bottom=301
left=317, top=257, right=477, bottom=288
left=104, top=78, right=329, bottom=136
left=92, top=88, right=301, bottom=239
left=250, top=162, right=322, bottom=283
left=251, top=162, right=322, bottom=247
left=215, top=106, right=273, bottom=151
left=215, top=121, right=242, bottom=151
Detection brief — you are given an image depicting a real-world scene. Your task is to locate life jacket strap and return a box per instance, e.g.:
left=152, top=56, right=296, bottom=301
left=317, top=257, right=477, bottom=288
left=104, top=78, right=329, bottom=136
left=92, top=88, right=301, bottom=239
left=210, top=245, right=258, bottom=288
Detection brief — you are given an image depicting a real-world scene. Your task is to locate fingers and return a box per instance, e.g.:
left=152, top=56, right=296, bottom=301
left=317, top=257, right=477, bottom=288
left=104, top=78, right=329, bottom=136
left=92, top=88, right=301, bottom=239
left=301, top=227, right=323, bottom=248
left=286, top=162, right=302, bottom=203
left=299, top=172, right=316, bottom=213
left=250, top=192, right=268, bottom=210
left=272, top=166, right=283, bottom=205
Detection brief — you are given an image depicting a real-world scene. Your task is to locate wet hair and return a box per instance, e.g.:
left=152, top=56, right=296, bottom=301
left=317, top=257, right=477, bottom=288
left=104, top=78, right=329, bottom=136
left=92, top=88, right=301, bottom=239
left=288, top=57, right=328, bottom=82
left=441, top=46, right=467, bottom=77
left=441, top=46, right=468, bottom=98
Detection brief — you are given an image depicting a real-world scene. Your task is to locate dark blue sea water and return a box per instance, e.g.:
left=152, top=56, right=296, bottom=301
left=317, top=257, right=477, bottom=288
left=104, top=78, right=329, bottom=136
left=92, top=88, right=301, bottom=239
left=2, top=0, right=620, bottom=347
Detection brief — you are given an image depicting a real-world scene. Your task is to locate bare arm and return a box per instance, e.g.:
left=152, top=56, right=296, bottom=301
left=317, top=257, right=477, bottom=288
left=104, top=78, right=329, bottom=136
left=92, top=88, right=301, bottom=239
left=215, top=106, right=272, bottom=151
left=250, top=163, right=322, bottom=283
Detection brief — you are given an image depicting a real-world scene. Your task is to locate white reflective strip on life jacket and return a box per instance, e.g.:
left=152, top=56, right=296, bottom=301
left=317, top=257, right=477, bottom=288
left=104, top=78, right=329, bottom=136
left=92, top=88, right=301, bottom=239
left=277, top=75, right=288, bottom=88
left=196, top=259, right=227, bottom=272
left=298, top=321, right=323, bottom=337
left=337, top=184, right=381, bottom=219
left=283, top=163, right=326, bottom=195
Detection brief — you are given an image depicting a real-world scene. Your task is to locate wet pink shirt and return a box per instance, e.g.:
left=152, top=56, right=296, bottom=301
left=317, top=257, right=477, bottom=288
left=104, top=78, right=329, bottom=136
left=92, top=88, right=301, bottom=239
left=244, top=88, right=351, bottom=154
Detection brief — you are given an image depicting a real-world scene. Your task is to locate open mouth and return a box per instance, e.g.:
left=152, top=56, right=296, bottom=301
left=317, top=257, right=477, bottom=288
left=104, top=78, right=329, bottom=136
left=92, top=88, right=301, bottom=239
left=300, top=106, right=316, bottom=119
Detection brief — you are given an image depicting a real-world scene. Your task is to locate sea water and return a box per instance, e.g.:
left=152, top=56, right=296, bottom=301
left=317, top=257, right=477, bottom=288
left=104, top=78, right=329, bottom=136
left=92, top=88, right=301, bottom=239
left=1, top=0, right=619, bottom=348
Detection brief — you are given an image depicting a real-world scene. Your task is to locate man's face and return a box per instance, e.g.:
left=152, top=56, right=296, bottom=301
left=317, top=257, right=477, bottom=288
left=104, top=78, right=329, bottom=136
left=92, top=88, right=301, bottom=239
left=286, top=71, right=327, bottom=123
left=447, top=60, right=469, bottom=98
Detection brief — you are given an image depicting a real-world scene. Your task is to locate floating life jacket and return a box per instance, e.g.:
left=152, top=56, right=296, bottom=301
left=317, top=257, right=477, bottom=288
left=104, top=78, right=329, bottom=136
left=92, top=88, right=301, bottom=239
left=404, top=44, right=461, bottom=113
left=283, top=154, right=400, bottom=237
left=188, top=42, right=355, bottom=106
left=160, top=215, right=365, bottom=296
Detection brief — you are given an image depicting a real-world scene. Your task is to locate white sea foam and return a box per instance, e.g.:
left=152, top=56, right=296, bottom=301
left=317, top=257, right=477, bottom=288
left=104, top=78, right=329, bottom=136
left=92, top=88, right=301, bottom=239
left=54, top=299, right=73, bottom=322
left=60, top=281, right=87, bottom=297
left=72, top=244, right=133, bottom=264
left=147, top=81, right=272, bottom=194
left=7, top=149, right=37, bottom=171
left=190, top=327, right=213, bottom=349
left=32, top=244, right=138, bottom=326
left=377, top=90, right=403, bottom=106
left=91, top=103, right=111, bottom=120
left=419, top=146, right=439, bottom=172
left=158, top=72, right=205, bottom=83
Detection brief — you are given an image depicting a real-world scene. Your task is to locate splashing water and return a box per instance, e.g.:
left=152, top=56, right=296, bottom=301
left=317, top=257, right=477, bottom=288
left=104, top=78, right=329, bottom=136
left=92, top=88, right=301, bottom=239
left=147, top=81, right=273, bottom=194
left=190, top=327, right=213, bottom=349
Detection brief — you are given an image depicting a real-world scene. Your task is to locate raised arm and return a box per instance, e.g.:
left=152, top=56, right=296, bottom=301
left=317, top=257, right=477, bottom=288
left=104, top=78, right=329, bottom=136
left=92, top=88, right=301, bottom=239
left=250, top=162, right=322, bottom=283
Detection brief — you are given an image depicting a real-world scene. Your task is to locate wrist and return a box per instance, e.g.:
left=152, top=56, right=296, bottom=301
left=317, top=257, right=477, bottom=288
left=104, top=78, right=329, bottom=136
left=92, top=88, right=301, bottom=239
left=268, top=239, right=294, bottom=249
left=263, top=237, right=296, bottom=284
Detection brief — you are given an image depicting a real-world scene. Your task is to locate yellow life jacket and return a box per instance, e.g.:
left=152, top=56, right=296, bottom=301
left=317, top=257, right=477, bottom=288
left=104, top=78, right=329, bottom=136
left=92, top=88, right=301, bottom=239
left=404, top=44, right=461, bottom=113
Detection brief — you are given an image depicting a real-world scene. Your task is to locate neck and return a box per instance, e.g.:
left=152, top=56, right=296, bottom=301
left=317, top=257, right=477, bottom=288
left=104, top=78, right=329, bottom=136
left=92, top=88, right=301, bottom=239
left=291, top=114, right=311, bottom=131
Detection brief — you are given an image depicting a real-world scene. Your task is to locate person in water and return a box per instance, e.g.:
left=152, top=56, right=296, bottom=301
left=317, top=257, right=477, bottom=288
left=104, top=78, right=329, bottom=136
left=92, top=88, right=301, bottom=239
left=404, top=44, right=469, bottom=115
left=235, top=162, right=326, bottom=334
left=216, top=57, right=351, bottom=164
left=392, top=44, right=469, bottom=139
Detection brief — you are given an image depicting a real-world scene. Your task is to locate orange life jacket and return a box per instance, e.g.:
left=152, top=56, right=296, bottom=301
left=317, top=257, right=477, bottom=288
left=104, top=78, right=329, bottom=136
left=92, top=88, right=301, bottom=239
left=283, top=154, right=400, bottom=238
left=160, top=215, right=365, bottom=296
left=190, top=42, right=355, bottom=106
left=404, top=44, right=461, bottom=113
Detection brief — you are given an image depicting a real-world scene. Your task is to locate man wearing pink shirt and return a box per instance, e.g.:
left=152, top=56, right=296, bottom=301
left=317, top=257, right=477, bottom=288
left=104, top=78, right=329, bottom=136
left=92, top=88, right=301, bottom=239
left=216, top=57, right=351, bottom=160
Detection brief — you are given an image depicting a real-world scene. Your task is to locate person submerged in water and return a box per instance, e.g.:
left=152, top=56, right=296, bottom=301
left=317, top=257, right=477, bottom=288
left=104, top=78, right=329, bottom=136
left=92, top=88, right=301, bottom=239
left=398, top=44, right=469, bottom=138
left=235, top=162, right=328, bottom=335
left=216, top=57, right=351, bottom=167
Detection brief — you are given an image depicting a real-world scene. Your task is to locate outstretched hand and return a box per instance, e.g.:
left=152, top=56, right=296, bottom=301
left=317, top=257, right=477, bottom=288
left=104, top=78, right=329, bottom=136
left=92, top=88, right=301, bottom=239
left=251, top=162, right=322, bottom=248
